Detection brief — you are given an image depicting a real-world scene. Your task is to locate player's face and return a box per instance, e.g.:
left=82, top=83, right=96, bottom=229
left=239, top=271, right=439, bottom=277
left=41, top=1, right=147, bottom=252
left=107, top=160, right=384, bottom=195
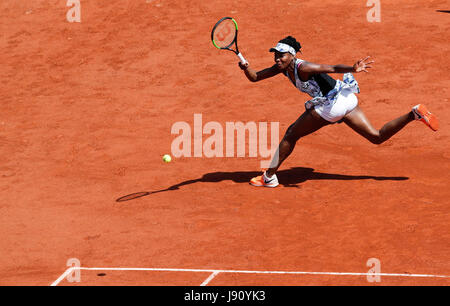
left=274, top=51, right=293, bottom=70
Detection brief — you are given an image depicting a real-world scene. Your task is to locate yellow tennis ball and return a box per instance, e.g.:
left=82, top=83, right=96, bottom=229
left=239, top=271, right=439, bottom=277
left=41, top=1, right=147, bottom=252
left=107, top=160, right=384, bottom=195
left=163, top=154, right=172, bottom=163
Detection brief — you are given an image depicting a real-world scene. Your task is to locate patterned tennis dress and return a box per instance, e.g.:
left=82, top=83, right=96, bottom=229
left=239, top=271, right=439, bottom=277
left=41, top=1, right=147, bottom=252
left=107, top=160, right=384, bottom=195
left=284, top=58, right=360, bottom=123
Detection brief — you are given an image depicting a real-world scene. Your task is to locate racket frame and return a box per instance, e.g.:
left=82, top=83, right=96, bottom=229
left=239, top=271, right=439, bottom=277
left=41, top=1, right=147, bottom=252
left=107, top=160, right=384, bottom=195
left=211, top=17, right=247, bottom=64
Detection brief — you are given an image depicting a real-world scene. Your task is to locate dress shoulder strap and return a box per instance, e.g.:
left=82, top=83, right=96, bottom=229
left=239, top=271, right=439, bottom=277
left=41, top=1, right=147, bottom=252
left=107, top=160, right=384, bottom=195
left=294, top=58, right=304, bottom=84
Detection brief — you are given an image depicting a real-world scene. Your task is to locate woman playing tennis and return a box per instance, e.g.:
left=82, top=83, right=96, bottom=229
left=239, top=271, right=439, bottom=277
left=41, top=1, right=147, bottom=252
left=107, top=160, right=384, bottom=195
left=238, top=36, right=439, bottom=187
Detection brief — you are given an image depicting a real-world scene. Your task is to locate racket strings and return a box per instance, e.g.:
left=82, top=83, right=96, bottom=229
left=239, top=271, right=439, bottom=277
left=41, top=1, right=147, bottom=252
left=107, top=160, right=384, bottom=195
left=212, top=19, right=237, bottom=48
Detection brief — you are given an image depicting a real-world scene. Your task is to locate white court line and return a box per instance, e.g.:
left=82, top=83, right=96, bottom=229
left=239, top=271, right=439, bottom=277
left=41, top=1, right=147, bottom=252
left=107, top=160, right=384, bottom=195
left=50, top=267, right=74, bottom=286
left=51, top=267, right=450, bottom=286
left=200, top=271, right=220, bottom=286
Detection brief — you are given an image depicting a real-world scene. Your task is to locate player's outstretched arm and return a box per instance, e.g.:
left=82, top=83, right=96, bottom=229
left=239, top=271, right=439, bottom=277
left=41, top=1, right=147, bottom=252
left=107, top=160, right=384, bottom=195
left=238, top=62, right=281, bottom=82
left=299, top=56, right=374, bottom=75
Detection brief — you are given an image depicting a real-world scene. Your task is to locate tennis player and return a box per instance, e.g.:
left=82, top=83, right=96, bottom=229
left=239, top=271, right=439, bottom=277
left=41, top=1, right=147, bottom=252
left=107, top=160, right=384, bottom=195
left=239, top=36, right=439, bottom=187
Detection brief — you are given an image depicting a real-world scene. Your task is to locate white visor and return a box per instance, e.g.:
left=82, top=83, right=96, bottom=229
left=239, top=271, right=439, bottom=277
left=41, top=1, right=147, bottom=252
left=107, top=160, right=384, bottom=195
left=269, top=43, right=297, bottom=56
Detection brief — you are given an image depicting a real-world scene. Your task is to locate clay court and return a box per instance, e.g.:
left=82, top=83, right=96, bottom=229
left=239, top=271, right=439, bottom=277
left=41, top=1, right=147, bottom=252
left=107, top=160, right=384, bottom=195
left=1, top=0, right=449, bottom=286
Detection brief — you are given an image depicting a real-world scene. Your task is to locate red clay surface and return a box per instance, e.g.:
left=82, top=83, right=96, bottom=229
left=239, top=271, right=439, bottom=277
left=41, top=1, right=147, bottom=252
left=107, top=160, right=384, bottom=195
left=1, top=0, right=449, bottom=286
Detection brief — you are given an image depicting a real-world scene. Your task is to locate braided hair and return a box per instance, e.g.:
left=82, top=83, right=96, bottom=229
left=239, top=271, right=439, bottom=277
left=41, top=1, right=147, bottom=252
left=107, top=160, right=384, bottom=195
left=279, top=36, right=301, bottom=53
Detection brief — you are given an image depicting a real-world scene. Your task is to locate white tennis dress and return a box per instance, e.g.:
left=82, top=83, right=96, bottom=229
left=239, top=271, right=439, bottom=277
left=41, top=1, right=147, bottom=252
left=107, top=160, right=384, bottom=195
left=285, top=58, right=360, bottom=123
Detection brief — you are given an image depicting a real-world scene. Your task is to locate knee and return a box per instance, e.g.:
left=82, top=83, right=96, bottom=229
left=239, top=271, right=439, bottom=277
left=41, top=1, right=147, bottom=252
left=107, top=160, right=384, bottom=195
left=284, top=124, right=301, bottom=143
left=368, top=131, right=384, bottom=145
left=371, top=138, right=383, bottom=145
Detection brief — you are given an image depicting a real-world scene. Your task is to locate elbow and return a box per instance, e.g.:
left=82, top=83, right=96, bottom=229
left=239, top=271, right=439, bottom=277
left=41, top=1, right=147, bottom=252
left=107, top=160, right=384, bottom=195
left=328, top=65, right=338, bottom=73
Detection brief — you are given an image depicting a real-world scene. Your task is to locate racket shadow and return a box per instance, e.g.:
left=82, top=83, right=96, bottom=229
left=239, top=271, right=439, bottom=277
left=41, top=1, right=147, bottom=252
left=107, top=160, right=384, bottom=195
left=115, top=167, right=408, bottom=202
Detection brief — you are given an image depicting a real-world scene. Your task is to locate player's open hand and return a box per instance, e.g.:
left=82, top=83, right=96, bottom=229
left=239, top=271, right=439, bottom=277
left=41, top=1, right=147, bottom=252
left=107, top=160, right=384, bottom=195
left=353, top=56, right=374, bottom=73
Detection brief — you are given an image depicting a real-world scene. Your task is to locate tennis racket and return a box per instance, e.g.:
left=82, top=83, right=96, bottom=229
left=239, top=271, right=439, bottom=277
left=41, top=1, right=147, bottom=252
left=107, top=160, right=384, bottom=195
left=211, top=17, right=247, bottom=64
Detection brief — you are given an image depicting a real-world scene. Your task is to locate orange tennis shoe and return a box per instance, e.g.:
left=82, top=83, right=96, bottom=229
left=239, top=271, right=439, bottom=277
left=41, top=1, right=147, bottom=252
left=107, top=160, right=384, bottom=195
left=412, top=104, right=439, bottom=131
left=250, top=172, right=279, bottom=188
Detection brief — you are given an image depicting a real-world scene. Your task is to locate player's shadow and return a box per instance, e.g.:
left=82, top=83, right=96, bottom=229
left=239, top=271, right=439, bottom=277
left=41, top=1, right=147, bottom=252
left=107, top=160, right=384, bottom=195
left=116, top=167, right=408, bottom=202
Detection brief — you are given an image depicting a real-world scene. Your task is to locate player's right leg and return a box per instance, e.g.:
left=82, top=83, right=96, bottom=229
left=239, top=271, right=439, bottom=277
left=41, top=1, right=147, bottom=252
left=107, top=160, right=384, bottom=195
left=250, top=109, right=330, bottom=187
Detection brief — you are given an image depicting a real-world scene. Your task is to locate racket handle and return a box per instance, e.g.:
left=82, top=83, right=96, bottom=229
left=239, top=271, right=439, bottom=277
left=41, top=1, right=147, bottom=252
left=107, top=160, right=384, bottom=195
left=237, top=53, right=248, bottom=65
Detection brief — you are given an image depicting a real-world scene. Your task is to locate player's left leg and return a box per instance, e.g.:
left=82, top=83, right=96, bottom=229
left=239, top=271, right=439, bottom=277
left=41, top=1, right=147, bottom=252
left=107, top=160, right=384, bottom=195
left=342, top=105, right=415, bottom=144
left=343, top=104, right=438, bottom=145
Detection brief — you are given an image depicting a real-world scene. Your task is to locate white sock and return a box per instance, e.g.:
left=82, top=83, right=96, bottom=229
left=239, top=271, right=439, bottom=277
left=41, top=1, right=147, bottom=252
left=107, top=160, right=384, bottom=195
left=264, top=172, right=274, bottom=180
left=412, top=105, right=422, bottom=120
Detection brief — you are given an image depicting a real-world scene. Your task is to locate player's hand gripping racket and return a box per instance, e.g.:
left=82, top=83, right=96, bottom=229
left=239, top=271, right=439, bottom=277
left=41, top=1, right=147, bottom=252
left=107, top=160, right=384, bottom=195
left=211, top=17, right=248, bottom=65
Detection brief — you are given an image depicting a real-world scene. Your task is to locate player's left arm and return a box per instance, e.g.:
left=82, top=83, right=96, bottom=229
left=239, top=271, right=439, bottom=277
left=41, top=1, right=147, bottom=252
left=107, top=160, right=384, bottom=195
left=299, top=56, right=374, bottom=75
